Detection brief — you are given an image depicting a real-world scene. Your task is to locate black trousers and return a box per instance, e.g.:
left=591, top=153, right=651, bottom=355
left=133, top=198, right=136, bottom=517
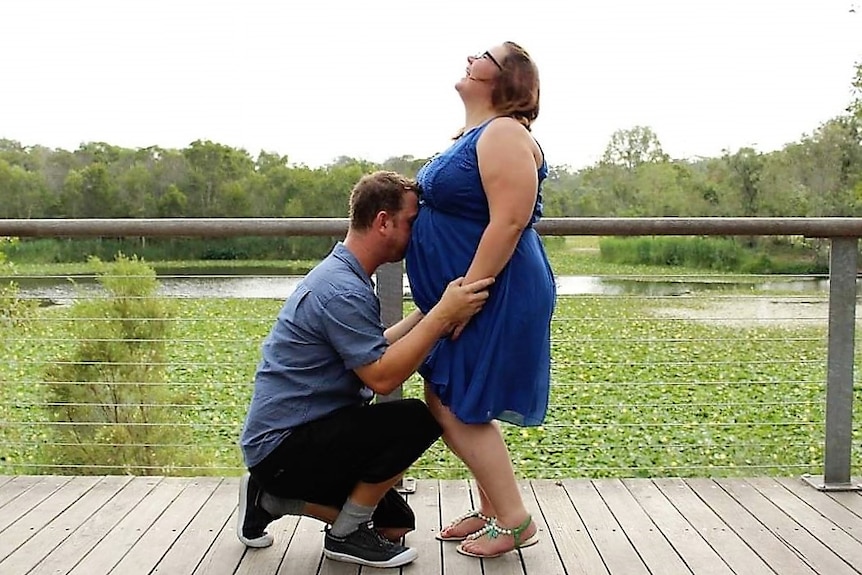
left=249, top=398, right=442, bottom=528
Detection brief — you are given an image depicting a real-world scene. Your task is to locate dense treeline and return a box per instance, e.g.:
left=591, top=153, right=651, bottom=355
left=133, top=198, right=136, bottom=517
left=2, top=63, right=860, bottom=263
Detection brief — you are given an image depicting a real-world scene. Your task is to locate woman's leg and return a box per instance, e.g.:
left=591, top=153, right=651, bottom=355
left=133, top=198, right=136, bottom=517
left=435, top=443, right=497, bottom=539
left=425, top=384, right=537, bottom=555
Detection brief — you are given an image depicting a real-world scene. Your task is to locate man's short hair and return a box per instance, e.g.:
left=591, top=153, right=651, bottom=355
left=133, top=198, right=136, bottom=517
left=349, top=171, right=419, bottom=231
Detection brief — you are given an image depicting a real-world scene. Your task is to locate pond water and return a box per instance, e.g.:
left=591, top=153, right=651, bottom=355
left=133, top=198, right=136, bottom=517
left=9, top=270, right=837, bottom=303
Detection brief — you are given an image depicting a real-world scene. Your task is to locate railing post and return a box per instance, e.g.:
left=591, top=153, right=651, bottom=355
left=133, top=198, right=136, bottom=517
left=376, top=261, right=404, bottom=402
left=374, top=261, right=415, bottom=492
left=804, top=237, right=860, bottom=491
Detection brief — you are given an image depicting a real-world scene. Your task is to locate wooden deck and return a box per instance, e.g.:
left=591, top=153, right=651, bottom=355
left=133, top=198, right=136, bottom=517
left=1, top=475, right=861, bottom=574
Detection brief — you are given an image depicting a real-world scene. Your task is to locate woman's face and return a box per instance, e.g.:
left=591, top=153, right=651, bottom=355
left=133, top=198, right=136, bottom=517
left=466, top=46, right=506, bottom=82
left=457, top=44, right=506, bottom=91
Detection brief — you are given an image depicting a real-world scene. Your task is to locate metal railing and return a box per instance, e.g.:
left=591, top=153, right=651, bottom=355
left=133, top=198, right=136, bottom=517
left=0, top=218, right=859, bottom=488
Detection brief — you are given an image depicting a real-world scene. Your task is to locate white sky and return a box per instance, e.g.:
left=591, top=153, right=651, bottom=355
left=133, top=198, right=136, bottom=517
left=1, top=0, right=859, bottom=169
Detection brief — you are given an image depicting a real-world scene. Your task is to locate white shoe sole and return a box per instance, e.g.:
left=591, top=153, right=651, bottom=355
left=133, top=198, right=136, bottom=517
left=323, top=546, right=418, bottom=568
left=237, top=474, right=274, bottom=548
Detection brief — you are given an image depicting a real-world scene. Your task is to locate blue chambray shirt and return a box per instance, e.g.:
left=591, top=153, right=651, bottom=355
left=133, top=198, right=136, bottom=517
left=240, top=243, right=387, bottom=468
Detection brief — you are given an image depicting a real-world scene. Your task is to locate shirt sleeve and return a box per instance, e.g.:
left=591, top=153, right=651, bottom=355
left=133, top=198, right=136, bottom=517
left=319, top=290, right=389, bottom=370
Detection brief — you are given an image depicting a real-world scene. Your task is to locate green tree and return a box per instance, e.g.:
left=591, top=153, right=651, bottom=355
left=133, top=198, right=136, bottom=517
left=157, top=184, right=188, bottom=217
left=0, top=159, right=51, bottom=218
left=754, top=151, right=811, bottom=216
left=182, top=140, right=254, bottom=215
left=725, top=147, right=763, bottom=216
left=601, top=126, right=668, bottom=170
left=80, top=163, right=119, bottom=217
left=786, top=119, right=861, bottom=216
left=119, top=164, right=156, bottom=217
left=847, top=60, right=861, bottom=120
left=635, top=162, right=695, bottom=216
left=59, top=169, right=85, bottom=217
left=43, top=255, right=200, bottom=475
left=380, top=154, right=426, bottom=178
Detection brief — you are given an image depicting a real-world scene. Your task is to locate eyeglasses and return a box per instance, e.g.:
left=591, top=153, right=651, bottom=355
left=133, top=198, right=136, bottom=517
left=478, top=50, right=503, bottom=71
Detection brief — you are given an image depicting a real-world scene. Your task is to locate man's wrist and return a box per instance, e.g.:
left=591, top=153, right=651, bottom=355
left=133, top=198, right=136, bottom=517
left=423, top=307, right=453, bottom=336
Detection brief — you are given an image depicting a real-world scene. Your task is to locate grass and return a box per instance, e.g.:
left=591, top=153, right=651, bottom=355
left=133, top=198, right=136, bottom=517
left=0, top=243, right=856, bottom=478
left=2, top=288, right=857, bottom=479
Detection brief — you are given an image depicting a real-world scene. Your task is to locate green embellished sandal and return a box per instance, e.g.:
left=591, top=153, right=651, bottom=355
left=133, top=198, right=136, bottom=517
left=456, top=515, right=539, bottom=558
left=436, top=510, right=494, bottom=542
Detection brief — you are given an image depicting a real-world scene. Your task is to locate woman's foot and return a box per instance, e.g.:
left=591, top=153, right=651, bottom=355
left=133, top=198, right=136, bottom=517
left=436, top=510, right=493, bottom=541
left=456, top=515, right=539, bottom=558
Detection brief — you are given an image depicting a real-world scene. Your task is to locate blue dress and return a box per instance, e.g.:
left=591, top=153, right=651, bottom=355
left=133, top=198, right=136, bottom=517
left=405, top=120, right=556, bottom=426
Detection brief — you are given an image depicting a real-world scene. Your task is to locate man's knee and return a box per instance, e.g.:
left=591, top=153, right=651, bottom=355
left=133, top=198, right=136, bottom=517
left=397, top=398, right=443, bottom=440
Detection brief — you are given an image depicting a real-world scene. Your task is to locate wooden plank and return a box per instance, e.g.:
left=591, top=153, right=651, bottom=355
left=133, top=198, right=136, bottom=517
left=152, top=478, right=239, bottom=574
left=316, top=540, right=359, bottom=575
left=275, top=516, right=326, bottom=575
left=687, top=478, right=817, bottom=575
left=592, top=479, right=692, bottom=575
left=826, top=488, right=862, bottom=521
left=359, top=483, right=441, bottom=575
left=716, top=478, right=857, bottom=575
left=654, top=478, right=774, bottom=575
left=0, top=475, right=42, bottom=510
left=520, top=480, right=565, bottom=575
left=437, top=480, right=482, bottom=575
left=0, top=475, right=99, bottom=562
left=746, top=478, right=862, bottom=571
left=27, top=475, right=152, bottom=575
left=9, top=473, right=862, bottom=575
left=470, top=478, right=524, bottom=575
left=192, top=477, right=246, bottom=575
left=0, top=475, right=71, bottom=534
left=191, top=507, right=244, bottom=575
left=402, top=479, right=442, bottom=575
left=234, top=513, right=300, bottom=575
left=533, top=479, right=607, bottom=575
left=623, top=479, right=734, bottom=575
left=439, top=479, right=524, bottom=574
left=776, top=477, right=862, bottom=545
left=563, top=479, right=649, bottom=575
left=67, top=477, right=186, bottom=575
left=113, top=477, right=223, bottom=575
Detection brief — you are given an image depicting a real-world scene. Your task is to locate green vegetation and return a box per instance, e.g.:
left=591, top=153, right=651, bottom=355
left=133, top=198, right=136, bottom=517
left=0, top=60, right=859, bottom=479
left=6, top=236, right=339, bottom=265
left=412, top=294, right=840, bottom=478
left=40, top=256, right=205, bottom=475
left=1, top=61, right=861, bottom=265
left=0, top=238, right=35, bottom=322
left=1, top=260, right=858, bottom=479
left=597, top=236, right=828, bottom=274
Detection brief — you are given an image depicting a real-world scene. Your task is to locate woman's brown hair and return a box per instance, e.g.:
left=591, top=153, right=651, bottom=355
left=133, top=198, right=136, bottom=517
left=490, top=41, right=540, bottom=131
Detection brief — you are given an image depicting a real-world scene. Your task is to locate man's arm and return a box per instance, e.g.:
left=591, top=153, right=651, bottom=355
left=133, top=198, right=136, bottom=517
left=354, top=277, right=493, bottom=395
left=383, top=309, right=423, bottom=343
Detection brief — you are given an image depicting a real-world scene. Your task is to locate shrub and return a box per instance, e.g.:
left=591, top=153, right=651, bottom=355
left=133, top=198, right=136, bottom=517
left=0, top=238, right=35, bottom=324
left=43, top=254, right=202, bottom=474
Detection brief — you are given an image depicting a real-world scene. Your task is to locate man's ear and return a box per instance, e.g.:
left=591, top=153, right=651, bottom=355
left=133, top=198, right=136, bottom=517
left=374, top=210, right=391, bottom=232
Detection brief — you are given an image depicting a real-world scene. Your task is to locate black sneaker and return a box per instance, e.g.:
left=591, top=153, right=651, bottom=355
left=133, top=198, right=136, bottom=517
left=323, top=521, right=418, bottom=568
left=237, top=473, right=276, bottom=548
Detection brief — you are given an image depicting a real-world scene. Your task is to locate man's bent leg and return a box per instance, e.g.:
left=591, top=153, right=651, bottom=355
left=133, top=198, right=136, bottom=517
left=260, top=491, right=304, bottom=517
left=322, top=400, right=440, bottom=568
left=243, top=399, right=440, bottom=555
left=323, top=475, right=418, bottom=568
left=330, top=475, right=403, bottom=537
left=237, top=473, right=277, bottom=548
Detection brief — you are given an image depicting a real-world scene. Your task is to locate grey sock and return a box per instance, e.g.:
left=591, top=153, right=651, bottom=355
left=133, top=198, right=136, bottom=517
left=329, top=499, right=376, bottom=538
left=260, top=492, right=305, bottom=518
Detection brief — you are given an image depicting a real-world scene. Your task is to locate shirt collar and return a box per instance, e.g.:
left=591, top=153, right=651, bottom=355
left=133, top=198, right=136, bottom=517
left=332, top=242, right=374, bottom=288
